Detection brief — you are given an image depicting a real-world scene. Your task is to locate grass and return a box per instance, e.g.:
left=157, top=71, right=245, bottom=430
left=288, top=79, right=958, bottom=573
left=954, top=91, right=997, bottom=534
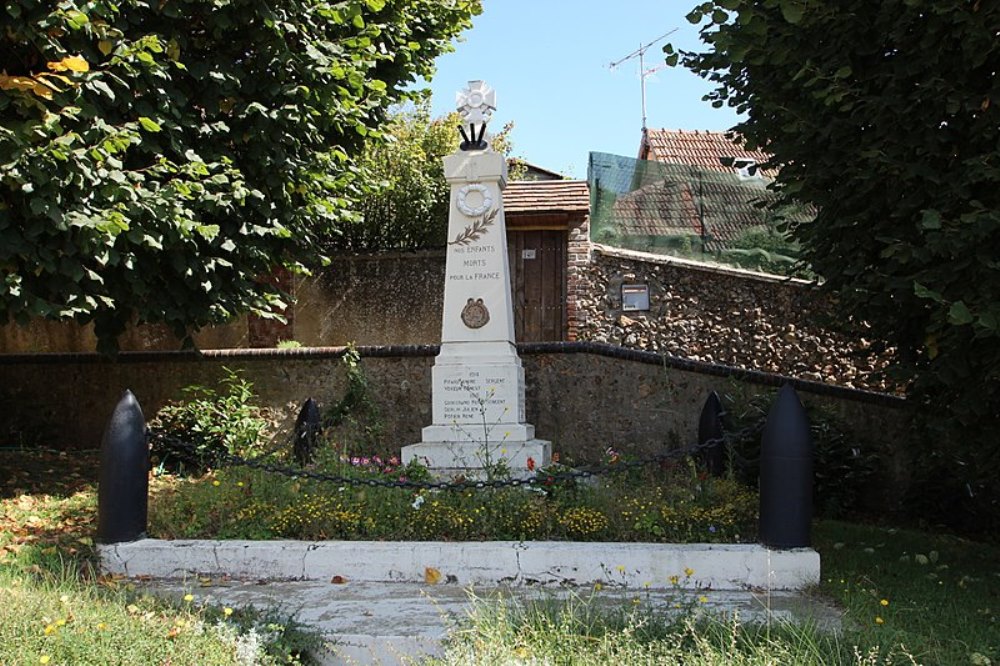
left=425, top=521, right=999, bottom=665
left=3, top=448, right=998, bottom=665
left=428, top=598, right=895, bottom=665
left=813, top=520, right=1000, bottom=664
left=0, top=449, right=318, bottom=666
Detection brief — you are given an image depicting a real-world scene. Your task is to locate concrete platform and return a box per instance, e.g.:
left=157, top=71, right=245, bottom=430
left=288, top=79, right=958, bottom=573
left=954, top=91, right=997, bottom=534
left=99, top=539, right=820, bottom=591
left=99, top=539, right=832, bottom=665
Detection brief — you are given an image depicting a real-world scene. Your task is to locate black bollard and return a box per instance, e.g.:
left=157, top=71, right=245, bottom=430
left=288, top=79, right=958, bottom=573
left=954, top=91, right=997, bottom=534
left=293, top=398, right=321, bottom=466
left=759, top=384, right=814, bottom=549
left=97, top=390, right=149, bottom=544
left=698, top=391, right=726, bottom=477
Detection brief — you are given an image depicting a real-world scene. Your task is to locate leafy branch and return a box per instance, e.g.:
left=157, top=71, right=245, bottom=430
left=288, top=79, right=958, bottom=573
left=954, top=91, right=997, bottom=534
left=448, top=208, right=497, bottom=246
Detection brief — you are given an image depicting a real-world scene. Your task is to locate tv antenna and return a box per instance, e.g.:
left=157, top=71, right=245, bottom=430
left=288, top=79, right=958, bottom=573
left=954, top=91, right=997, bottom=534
left=609, top=29, right=678, bottom=135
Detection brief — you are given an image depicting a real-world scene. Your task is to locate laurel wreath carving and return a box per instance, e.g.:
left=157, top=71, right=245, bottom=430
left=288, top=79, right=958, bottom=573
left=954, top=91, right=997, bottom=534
left=448, top=208, right=497, bottom=246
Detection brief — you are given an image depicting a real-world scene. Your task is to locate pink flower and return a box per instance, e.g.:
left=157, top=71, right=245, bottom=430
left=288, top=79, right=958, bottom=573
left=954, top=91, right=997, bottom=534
left=389, top=456, right=400, bottom=466
left=350, top=457, right=361, bottom=466
left=526, top=457, right=536, bottom=472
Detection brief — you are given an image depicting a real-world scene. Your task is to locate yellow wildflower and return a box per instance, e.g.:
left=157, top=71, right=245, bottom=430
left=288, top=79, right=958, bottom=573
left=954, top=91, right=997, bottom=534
left=875, top=616, right=884, bottom=625
left=684, top=567, right=695, bottom=577
left=183, top=593, right=194, bottom=602
left=224, top=607, right=234, bottom=616
left=880, top=598, right=889, bottom=606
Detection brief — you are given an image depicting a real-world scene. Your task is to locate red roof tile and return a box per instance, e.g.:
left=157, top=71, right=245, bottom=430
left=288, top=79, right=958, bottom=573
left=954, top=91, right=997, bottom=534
left=643, top=129, right=774, bottom=176
left=502, top=180, right=589, bottom=215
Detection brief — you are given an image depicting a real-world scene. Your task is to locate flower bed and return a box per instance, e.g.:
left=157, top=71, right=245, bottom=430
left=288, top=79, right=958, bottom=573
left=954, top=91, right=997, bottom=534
left=148, top=454, right=758, bottom=544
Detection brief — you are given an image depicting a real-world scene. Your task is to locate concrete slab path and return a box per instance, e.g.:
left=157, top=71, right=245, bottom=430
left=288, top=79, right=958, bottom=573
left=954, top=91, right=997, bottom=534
left=139, top=577, right=843, bottom=665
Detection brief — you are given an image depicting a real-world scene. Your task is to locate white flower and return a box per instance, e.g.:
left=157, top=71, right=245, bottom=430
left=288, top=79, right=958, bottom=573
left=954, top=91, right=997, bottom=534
left=411, top=495, right=425, bottom=510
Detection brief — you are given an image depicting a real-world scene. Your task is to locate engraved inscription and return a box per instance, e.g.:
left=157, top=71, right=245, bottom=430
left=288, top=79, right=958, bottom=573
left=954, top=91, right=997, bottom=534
left=440, top=370, right=511, bottom=423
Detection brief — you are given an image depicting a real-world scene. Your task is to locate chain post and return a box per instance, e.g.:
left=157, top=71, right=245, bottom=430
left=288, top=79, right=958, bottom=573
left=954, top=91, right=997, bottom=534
left=698, top=391, right=726, bottom=477
left=97, top=390, right=149, bottom=544
left=759, top=384, right=814, bottom=549
left=293, top=398, right=321, bottom=466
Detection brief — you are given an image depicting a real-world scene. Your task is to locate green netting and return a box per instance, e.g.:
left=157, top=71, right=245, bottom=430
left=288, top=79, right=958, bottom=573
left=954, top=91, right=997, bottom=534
left=587, top=151, right=812, bottom=274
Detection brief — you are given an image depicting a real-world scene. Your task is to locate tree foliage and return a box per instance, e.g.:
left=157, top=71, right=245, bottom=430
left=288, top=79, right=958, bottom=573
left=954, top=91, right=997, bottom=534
left=329, top=102, right=458, bottom=252
left=327, top=101, right=520, bottom=253
left=676, top=0, right=1000, bottom=524
left=0, top=0, right=480, bottom=350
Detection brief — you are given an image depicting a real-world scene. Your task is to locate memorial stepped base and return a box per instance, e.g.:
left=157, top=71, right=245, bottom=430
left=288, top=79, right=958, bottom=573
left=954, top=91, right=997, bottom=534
left=401, top=438, right=551, bottom=479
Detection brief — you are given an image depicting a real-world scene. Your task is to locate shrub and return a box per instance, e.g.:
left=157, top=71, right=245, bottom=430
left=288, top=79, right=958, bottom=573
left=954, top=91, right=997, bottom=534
left=323, top=345, right=385, bottom=454
left=150, top=368, right=272, bottom=475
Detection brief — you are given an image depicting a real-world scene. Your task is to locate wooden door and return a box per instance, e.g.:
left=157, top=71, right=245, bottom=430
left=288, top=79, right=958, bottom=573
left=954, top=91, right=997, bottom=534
left=507, top=230, right=567, bottom=341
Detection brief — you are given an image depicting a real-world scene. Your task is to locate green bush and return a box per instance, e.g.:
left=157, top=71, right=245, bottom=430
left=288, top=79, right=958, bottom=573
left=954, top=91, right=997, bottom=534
left=150, top=368, right=272, bottom=475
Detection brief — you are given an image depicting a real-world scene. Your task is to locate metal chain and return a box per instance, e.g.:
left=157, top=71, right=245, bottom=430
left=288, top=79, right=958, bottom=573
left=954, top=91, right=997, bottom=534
left=147, top=423, right=761, bottom=493
left=149, top=426, right=295, bottom=467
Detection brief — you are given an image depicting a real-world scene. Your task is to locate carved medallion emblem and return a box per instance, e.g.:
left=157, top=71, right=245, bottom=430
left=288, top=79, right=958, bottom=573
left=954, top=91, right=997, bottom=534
left=461, top=298, right=490, bottom=329
left=456, top=183, right=493, bottom=218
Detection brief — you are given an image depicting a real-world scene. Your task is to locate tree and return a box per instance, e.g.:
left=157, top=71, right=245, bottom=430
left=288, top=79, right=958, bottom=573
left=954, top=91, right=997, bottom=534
left=0, top=0, right=480, bottom=350
left=674, top=0, right=1000, bottom=525
left=327, top=100, right=521, bottom=253
left=329, top=101, right=458, bottom=252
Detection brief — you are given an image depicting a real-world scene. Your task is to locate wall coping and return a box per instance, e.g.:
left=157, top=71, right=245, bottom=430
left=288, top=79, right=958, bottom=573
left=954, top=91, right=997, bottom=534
left=326, top=249, right=446, bottom=262
left=0, top=342, right=904, bottom=407
left=593, top=243, right=817, bottom=287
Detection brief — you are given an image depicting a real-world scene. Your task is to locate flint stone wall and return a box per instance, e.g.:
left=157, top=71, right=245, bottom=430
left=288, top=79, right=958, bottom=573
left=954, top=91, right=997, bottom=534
left=0, top=344, right=911, bottom=509
left=577, top=246, right=895, bottom=393
left=1, top=246, right=897, bottom=398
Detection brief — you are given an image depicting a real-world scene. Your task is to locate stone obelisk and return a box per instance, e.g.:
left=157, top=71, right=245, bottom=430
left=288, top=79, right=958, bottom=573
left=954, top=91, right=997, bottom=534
left=401, top=80, right=551, bottom=477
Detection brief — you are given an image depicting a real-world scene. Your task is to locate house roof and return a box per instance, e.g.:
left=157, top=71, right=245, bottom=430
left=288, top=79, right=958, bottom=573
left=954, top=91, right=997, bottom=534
left=502, top=180, right=589, bottom=216
left=641, top=128, right=774, bottom=176
left=608, top=177, right=781, bottom=251
left=587, top=128, right=796, bottom=251
left=512, top=160, right=565, bottom=181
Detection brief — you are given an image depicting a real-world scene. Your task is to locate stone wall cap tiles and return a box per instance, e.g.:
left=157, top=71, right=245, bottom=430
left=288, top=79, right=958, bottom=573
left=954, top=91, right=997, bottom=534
left=594, top=244, right=815, bottom=286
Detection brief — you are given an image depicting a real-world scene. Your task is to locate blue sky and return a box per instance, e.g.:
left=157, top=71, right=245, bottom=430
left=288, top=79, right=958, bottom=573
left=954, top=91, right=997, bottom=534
left=423, top=1, right=742, bottom=179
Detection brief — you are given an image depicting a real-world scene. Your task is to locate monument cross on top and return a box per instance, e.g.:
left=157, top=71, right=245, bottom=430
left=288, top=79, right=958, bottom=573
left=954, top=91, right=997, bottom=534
left=456, top=80, right=496, bottom=151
